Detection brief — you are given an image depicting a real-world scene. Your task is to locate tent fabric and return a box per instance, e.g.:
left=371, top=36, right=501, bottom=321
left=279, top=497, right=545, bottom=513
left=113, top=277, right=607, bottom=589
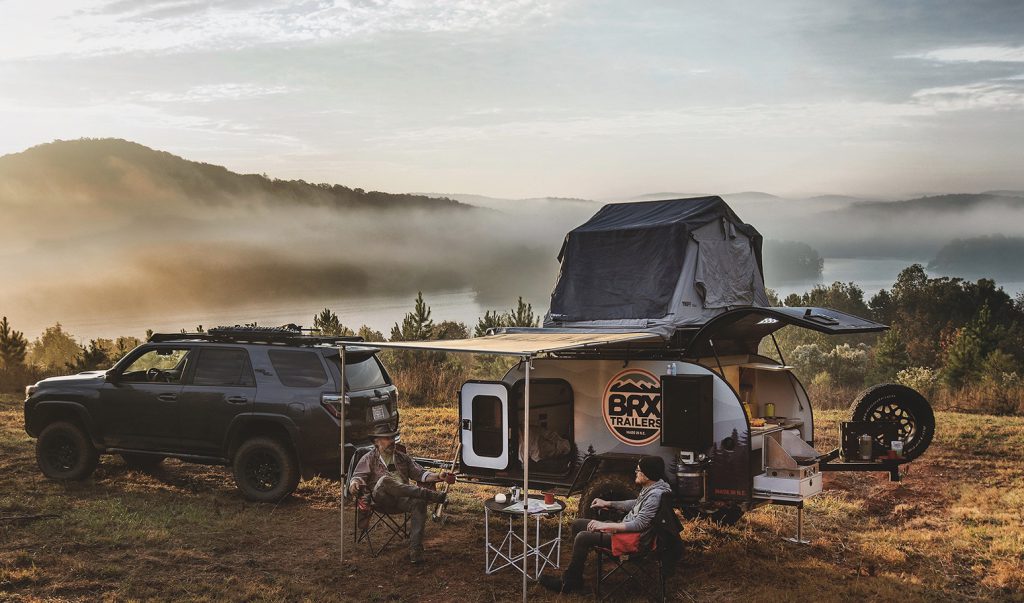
left=545, top=196, right=768, bottom=338
left=337, top=331, right=659, bottom=356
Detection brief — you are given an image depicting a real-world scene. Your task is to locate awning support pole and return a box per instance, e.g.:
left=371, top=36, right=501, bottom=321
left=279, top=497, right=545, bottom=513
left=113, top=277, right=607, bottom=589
left=339, top=345, right=346, bottom=564
left=522, top=355, right=531, bottom=603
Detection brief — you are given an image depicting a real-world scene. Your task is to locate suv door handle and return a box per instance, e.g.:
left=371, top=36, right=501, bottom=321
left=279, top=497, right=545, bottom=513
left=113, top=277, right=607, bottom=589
left=157, top=393, right=177, bottom=402
left=461, top=419, right=472, bottom=431
left=226, top=396, right=249, bottom=405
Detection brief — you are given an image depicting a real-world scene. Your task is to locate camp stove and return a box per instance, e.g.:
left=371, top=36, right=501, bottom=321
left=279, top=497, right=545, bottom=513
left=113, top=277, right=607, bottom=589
left=753, top=431, right=824, bottom=501
left=762, top=463, right=818, bottom=480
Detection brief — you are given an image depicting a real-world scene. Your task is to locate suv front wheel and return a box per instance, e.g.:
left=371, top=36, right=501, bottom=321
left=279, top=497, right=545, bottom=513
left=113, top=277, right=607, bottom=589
left=232, top=436, right=300, bottom=502
left=36, top=421, right=99, bottom=480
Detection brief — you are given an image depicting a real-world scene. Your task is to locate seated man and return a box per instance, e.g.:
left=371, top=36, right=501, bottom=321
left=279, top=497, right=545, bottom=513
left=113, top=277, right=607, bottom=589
left=348, top=425, right=449, bottom=564
left=539, top=455, right=672, bottom=594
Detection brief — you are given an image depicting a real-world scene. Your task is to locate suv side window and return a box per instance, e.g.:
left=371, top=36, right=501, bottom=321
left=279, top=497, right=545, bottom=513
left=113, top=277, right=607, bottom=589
left=192, top=348, right=255, bottom=387
left=268, top=350, right=328, bottom=387
left=120, top=347, right=191, bottom=383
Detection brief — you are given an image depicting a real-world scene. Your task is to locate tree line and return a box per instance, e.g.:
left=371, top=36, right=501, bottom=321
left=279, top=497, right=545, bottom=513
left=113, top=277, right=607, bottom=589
left=772, top=264, right=1024, bottom=414
left=3, top=267, right=1023, bottom=414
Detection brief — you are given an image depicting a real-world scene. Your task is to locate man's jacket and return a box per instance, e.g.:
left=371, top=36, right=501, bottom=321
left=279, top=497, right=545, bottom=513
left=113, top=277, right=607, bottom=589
left=607, top=479, right=674, bottom=552
left=350, top=446, right=432, bottom=491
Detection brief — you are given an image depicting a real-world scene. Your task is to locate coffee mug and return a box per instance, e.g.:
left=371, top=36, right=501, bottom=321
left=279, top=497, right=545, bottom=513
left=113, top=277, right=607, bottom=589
left=543, top=491, right=555, bottom=505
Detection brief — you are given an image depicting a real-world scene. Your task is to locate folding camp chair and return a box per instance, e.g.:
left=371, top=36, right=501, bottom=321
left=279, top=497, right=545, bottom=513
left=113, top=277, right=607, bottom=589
left=345, top=444, right=438, bottom=557
left=594, top=543, right=667, bottom=603
left=592, top=493, right=681, bottom=603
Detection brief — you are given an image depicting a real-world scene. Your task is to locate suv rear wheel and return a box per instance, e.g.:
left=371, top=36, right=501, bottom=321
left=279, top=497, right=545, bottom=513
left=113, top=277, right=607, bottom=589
left=36, top=421, right=99, bottom=480
left=232, top=436, right=300, bottom=502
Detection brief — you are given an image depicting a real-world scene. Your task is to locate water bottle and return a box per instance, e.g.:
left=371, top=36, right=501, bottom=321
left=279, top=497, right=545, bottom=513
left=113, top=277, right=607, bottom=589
left=666, top=362, right=677, bottom=376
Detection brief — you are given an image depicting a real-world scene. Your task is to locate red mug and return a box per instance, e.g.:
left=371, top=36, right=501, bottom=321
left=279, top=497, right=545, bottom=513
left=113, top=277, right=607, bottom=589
left=543, top=491, right=555, bottom=505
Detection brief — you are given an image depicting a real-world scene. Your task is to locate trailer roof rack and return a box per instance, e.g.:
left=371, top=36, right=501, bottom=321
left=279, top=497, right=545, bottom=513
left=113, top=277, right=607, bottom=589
left=148, top=324, right=364, bottom=347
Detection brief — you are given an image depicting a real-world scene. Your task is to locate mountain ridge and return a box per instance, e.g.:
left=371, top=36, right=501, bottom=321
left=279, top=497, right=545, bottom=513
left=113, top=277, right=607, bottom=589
left=0, top=138, right=469, bottom=212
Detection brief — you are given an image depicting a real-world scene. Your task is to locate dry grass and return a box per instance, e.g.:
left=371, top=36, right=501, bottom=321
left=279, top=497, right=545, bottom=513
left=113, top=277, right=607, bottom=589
left=1, top=395, right=1023, bottom=602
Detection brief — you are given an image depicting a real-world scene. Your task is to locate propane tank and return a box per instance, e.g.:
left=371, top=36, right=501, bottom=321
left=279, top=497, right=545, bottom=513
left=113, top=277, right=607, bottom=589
left=675, top=452, right=705, bottom=503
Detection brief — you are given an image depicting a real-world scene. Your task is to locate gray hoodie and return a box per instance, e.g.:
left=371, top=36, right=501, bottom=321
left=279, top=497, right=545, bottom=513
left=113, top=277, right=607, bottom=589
left=608, top=479, right=673, bottom=550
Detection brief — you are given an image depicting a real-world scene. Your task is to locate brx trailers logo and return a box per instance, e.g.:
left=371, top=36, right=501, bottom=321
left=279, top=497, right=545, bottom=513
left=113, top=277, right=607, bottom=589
left=603, top=368, right=662, bottom=446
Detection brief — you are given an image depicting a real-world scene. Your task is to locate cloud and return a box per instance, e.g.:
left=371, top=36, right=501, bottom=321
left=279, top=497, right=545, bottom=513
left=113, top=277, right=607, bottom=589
left=912, top=79, right=1024, bottom=111
left=0, top=0, right=563, bottom=60
left=132, top=83, right=293, bottom=104
left=904, top=45, right=1024, bottom=63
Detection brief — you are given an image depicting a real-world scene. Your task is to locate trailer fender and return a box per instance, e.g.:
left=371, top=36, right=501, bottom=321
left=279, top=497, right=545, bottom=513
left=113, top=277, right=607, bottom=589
left=567, top=452, right=644, bottom=497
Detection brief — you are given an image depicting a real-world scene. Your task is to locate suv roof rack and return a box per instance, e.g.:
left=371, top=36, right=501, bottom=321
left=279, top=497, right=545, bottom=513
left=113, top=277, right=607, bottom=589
left=149, top=324, right=364, bottom=347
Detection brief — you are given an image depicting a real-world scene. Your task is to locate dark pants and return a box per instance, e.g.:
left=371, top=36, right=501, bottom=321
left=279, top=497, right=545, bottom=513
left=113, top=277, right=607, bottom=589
left=371, top=475, right=430, bottom=554
left=564, top=518, right=612, bottom=583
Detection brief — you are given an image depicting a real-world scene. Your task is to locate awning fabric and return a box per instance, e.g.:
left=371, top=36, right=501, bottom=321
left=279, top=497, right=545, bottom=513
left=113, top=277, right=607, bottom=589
left=338, top=331, right=658, bottom=356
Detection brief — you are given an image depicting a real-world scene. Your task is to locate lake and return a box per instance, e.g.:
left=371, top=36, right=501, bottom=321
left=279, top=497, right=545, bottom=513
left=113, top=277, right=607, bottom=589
left=55, top=257, right=1024, bottom=342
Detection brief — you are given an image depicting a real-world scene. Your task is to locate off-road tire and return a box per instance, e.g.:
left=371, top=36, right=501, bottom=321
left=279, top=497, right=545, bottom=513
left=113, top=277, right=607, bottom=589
left=36, top=421, right=98, bottom=480
left=232, top=436, right=300, bottom=503
left=850, top=383, right=935, bottom=461
left=579, top=473, right=639, bottom=520
left=121, top=453, right=166, bottom=470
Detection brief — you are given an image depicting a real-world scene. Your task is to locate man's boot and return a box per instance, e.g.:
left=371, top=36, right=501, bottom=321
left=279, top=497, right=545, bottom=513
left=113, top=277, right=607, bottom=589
left=539, top=570, right=583, bottom=594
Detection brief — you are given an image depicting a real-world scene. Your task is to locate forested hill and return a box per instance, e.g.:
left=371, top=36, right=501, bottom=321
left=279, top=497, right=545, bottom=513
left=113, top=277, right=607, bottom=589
left=0, top=138, right=468, bottom=211
left=840, top=193, right=1024, bottom=216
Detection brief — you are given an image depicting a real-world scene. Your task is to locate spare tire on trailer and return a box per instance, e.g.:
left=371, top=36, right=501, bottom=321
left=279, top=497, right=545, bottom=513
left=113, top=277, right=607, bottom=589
left=579, top=473, right=639, bottom=520
left=850, top=383, right=935, bottom=461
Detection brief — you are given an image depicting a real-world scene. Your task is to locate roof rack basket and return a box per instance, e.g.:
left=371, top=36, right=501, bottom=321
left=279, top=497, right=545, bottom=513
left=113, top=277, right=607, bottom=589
left=149, top=324, right=364, bottom=346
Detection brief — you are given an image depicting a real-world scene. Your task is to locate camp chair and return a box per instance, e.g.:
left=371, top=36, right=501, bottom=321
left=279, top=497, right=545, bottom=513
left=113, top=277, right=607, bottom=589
left=592, top=494, right=682, bottom=603
left=345, top=444, right=438, bottom=557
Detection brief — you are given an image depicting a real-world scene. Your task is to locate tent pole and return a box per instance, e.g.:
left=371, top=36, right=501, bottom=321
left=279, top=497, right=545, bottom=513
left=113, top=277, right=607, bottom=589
left=339, top=345, right=346, bottom=565
left=522, top=354, right=531, bottom=603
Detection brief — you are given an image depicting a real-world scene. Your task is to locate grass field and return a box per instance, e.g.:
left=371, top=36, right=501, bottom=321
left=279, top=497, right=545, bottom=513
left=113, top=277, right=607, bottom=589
left=2, top=393, right=1023, bottom=602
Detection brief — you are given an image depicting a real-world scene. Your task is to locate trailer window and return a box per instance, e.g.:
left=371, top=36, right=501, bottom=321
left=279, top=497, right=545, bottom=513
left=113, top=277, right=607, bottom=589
left=472, top=395, right=504, bottom=458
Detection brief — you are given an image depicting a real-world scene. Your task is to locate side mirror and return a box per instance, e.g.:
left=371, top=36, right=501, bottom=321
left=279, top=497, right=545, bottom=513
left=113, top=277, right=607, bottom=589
left=104, top=371, right=118, bottom=384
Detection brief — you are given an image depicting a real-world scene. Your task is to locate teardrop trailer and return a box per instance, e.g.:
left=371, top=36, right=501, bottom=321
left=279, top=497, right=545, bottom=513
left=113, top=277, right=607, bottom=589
left=338, top=196, right=936, bottom=556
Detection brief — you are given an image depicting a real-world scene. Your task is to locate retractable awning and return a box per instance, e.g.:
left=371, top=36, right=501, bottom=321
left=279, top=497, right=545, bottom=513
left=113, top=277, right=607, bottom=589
left=342, top=331, right=660, bottom=356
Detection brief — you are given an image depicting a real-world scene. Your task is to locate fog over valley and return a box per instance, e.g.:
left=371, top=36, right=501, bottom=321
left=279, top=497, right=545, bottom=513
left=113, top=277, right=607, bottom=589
left=3, top=139, right=1024, bottom=342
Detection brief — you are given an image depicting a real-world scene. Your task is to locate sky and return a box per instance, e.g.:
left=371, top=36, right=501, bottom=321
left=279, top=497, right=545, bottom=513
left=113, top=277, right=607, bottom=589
left=1, top=0, right=1023, bottom=200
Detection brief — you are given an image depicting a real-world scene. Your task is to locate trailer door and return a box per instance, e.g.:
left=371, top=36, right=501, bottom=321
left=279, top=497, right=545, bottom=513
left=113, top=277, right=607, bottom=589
left=460, top=381, right=511, bottom=470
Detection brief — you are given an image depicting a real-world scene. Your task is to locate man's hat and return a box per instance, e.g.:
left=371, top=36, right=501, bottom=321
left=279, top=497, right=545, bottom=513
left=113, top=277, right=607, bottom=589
left=368, top=424, right=399, bottom=439
left=638, top=455, right=665, bottom=482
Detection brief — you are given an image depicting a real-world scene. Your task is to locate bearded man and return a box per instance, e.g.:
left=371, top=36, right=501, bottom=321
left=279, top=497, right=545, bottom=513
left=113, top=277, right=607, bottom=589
left=349, top=425, right=449, bottom=564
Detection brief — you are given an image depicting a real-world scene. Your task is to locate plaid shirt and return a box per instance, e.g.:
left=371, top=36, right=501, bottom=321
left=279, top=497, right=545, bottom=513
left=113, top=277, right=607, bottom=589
left=350, top=446, right=432, bottom=490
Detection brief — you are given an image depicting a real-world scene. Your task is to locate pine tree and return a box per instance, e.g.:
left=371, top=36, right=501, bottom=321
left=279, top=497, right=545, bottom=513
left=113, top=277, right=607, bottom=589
left=506, top=297, right=539, bottom=328
left=73, top=340, right=112, bottom=372
left=870, top=328, right=910, bottom=382
left=943, top=305, right=998, bottom=387
left=474, top=311, right=506, bottom=337
left=0, top=316, right=28, bottom=370
left=390, top=292, right=434, bottom=341
left=313, top=308, right=353, bottom=336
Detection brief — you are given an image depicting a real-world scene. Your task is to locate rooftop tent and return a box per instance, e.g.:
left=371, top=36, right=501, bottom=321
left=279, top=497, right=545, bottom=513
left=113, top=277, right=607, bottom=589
left=545, top=196, right=770, bottom=338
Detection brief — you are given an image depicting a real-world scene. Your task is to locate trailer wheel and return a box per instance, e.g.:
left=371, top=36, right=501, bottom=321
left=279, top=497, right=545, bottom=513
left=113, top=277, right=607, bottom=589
left=579, top=473, right=639, bottom=520
left=707, top=505, right=745, bottom=526
left=850, top=383, right=935, bottom=461
left=679, top=504, right=745, bottom=526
